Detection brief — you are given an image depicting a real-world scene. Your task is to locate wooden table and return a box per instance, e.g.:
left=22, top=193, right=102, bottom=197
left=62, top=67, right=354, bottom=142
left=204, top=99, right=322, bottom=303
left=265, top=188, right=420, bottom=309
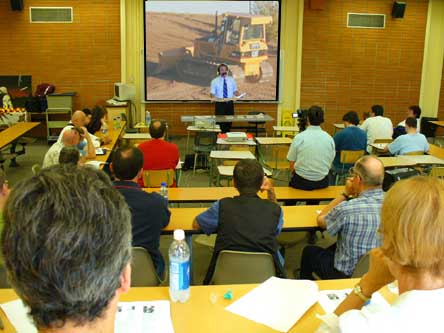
left=428, top=144, right=444, bottom=159
left=272, top=126, right=299, bottom=136
left=122, top=132, right=151, bottom=146
left=400, top=155, right=444, bottom=165
left=186, top=125, right=221, bottom=152
left=0, top=279, right=397, bottom=333
left=428, top=120, right=444, bottom=128
left=216, top=138, right=256, bottom=146
left=378, top=156, right=416, bottom=168
left=209, top=150, right=256, bottom=186
left=164, top=205, right=324, bottom=234
left=0, top=122, right=40, bottom=149
left=256, top=137, right=293, bottom=145
left=93, top=121, right=126, bottom=164
left=144, top=186, right=344, bottom=204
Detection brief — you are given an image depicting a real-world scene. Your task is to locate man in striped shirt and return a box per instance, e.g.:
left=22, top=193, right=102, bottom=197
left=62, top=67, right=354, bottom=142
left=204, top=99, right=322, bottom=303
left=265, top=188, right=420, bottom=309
left=300, top=156, right=384, bottom=279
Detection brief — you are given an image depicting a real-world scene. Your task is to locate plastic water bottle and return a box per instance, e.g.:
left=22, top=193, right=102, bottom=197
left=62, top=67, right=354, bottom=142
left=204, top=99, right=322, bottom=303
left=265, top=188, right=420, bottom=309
left=169, top=229, right=190, bottom=303
left=145, top=110, right=151, bottom=126
left=159, top=182, right=168, bottom=203
left=101, top=122, right=108, bottom=135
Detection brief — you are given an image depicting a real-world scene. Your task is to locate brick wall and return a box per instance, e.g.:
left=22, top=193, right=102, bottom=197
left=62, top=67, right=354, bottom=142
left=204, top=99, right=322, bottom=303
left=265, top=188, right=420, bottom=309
left=0, top=0, right=120, bottom=110
left=301, top=0, right=428, bottom=134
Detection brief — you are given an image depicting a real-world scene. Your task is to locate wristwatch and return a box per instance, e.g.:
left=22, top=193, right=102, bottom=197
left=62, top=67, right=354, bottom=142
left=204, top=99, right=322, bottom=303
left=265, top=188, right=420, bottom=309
left=353, top=283, right=371, bottom=303
left=341, top=192, right=352, bottom=201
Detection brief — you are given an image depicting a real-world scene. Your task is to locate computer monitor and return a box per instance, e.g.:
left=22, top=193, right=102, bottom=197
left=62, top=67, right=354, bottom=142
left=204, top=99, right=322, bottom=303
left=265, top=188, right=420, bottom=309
left=114, top=83, right=135, bottom=101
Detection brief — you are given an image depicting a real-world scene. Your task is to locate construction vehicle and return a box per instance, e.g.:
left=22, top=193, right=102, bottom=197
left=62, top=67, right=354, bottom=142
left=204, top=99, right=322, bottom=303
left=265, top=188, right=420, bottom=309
left=155, top=12, right=274, bottom=83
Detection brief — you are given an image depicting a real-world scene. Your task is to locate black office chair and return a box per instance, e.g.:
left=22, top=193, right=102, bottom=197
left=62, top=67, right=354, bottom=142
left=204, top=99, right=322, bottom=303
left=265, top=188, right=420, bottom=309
left=420, top=117, right=438, bottom=140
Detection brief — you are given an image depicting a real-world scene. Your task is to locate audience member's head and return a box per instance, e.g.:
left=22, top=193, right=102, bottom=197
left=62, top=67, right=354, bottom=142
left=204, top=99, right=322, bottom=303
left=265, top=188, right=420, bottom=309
left=111, top=146, right=144, bottom=181
left=349, top=156, right=384, bottom=192
left=371, top=105, right=384, bottom=117
left=61, top=127, right=82, bottom=147
left=342, top=111, right=360, bottom=126
left=408, top=105, right=421, bottom=119
left=88, top=106, right=107, bottom=133
left=82, top=108, right=93, bottom=126
left=233, top=159, right=264, bottom=194
left=405, top=117, right=418, bottom=130
left=71, top=110, right=87, bottom=127
left=381, top=176, right=444, bottom=278
left=1, top=165, right=132, bottom=331
left=307, top=105, right=324, bottom=126
left=149, top=120, right=167, bottom=139
left=59, top=146, right=80, bottom=165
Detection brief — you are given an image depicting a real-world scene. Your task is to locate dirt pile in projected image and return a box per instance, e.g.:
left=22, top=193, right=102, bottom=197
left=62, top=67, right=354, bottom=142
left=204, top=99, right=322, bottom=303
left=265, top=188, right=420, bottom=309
left=146, top=12, right=278, bottom=101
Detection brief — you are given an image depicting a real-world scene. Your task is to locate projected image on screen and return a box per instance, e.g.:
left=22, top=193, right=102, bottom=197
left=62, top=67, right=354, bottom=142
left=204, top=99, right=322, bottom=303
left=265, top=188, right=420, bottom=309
left=144, top=1, right=280, bottom=101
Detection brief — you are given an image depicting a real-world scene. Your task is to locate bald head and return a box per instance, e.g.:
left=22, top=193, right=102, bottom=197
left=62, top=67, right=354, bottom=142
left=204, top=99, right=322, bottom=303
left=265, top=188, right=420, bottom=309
left=71, top=110, right=87, bottom=127
left=149, top=119, right=166, bottom=139
left=354, top=156, right=385, bottom=187
left=61, top=128, right=81, bottom=147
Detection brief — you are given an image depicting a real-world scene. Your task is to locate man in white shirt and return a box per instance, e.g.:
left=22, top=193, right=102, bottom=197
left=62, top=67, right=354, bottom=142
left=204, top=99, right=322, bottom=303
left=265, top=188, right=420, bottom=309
left=210, top=63, right=240, bottom=133
left=43, top=127, right=84, bottom=168
left=360, top=105, right=393, bottom=153
left=58, top=110, right=102, bottom=148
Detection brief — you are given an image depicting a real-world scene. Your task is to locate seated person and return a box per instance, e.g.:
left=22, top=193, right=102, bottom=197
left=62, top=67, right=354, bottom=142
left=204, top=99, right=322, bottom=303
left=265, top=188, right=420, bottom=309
left=287, top=106, right=335, bottom=190
left=193, top=159, right=285, bottom=284
left=1, top=165, right=132, bottom=333
left=300, top=156, right=384, bottom=279
left=360, top=105, right=393, bottom=153
left=82, top=108, right=93, bottom=126
left=58, top=110, right=103, bottom=149
left=111, top=146, right=170, bottom=278
left=324, top=176, right=444, bottom=332
left=138, top=120, right=179, bottom=187
left=384, top=117, right=429, bottom=155
left=395, top=105, right=421, bottom=134
left=333, top=111, right=367, bottom=171
left=43, top=127, right=90, bottom=168
left=58, top=146, right=81, bottom=166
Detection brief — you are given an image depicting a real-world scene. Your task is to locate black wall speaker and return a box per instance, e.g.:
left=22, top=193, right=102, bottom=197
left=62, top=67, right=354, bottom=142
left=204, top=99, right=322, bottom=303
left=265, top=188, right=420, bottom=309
left=10, top=0, right=23, bottom=11
left=392, top=1, right=406, bottom=18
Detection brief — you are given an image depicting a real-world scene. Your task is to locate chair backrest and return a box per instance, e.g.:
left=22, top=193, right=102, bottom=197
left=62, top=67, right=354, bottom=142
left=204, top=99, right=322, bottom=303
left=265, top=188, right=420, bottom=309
left=194, top=131, right=217, bottom=147
left=142, top=169, right=174, bottom=187
left=340, top=150, right=365, bottom=164
left=403, top=151, right=425, bottom=155
left=131, top=247, right=161, bottom=287
left=351, top=252, right=370, bottom=278
left=211, top=250, right=276, bottom=285
left=420, top=117, right=438, bottom=138
left=430, top=167, right=444, bottom=178
left=373, top=138, right=393, bottom=144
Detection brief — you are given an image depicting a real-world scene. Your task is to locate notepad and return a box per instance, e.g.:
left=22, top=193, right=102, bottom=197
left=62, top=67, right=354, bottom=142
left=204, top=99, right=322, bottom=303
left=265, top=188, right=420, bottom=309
left=226, top=277, right=318, bottom=332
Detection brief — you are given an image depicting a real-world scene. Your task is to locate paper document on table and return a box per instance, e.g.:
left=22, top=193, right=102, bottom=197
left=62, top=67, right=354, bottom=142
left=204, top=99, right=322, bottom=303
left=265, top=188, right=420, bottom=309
left=318, top=289, right=390, bottom=314
left=115, top=301, right=174, bottom=333
left=225, top=277, right=318, bottom=332
left=0, top=299, right=37, bottom=333
left=85, top=160, right=106, bottom=169
left=236, top=93, right=246, bottom=99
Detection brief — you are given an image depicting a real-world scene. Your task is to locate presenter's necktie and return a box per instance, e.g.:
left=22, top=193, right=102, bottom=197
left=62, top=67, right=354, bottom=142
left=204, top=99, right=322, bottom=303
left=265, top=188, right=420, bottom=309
left=223, top=78, right=228, bottom=98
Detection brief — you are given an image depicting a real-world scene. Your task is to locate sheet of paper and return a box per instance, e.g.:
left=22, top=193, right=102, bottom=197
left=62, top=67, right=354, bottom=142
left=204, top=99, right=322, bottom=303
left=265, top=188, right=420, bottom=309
left=0, top=299, right=37, bottom=333
left=318, top=289, right=390, bottom=314
left=236, top=92, right=247, bottom=99
left=85, top=160, right=106, bottom=169
left=115, top=301, right=174, bottom=333
left=225, top=277, right=318, bottom=332
left=0, top=300, right=174, bottom=333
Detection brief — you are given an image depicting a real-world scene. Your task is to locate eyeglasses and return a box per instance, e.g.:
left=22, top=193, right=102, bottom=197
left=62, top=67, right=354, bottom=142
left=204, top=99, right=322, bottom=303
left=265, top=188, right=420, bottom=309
left=348, top=167, right=361, bottom=178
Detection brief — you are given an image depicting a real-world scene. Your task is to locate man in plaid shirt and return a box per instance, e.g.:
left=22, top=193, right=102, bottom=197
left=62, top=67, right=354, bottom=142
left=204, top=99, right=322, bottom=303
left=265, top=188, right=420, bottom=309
left=300, top=156, right=384, bottom=279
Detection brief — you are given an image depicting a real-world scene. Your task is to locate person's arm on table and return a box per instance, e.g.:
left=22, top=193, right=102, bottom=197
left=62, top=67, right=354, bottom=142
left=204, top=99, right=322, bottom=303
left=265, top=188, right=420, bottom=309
left=193, top=201, right=220, bottom=235
left=82, top=127, right=96, bottom=159
left=317, top=178, right=354, bottom=229
left=334, top=248, right=395, bottom=316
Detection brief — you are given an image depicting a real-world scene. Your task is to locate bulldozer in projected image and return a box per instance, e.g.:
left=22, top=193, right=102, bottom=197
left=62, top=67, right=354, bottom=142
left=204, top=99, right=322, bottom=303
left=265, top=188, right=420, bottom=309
left=154, top=12, right=274, bottom=84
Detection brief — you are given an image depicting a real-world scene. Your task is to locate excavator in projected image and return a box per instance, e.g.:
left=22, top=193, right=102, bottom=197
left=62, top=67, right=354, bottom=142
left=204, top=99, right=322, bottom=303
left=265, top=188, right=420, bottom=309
left=154, top=12, right=274, bottom=83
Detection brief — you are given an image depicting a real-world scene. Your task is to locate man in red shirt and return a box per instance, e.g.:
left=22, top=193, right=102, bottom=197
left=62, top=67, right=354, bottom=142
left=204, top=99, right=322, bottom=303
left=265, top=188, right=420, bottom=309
left=138, top=120, right=179, bottom=186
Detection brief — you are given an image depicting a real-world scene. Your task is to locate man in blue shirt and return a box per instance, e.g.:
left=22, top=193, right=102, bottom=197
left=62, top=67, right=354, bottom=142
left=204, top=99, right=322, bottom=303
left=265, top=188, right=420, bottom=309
left=193, top=159, right=285, bottom=284
left=300, top=156, right=384, bottom=279
left=333, top=111, right=367, bottom=171
left=210, top=63, right=240, bottom=133
left=287, top=106, right=335, bottom=190
left=385, top=117, right=429, bottom=155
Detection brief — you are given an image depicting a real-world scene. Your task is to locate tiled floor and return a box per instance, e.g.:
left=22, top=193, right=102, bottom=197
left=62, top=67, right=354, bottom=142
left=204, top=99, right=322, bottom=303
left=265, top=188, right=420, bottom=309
left=3, top=135, right=335, bottom=285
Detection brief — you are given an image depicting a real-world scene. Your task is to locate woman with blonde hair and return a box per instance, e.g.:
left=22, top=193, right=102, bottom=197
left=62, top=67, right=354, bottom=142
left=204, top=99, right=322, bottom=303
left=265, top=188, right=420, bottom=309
left=320, top=176, right=444, bottom=332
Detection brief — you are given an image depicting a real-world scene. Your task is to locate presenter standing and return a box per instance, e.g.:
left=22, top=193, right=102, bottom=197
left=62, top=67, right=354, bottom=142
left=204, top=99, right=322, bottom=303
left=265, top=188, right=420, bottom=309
left=210, top=63, right=240, bottom=133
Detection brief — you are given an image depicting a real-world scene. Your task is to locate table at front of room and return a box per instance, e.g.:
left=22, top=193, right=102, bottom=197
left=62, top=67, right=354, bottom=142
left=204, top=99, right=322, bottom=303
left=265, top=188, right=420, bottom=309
left=0, top=279, right=398, bottom=333
left=209, top=150, right=256, bottom=186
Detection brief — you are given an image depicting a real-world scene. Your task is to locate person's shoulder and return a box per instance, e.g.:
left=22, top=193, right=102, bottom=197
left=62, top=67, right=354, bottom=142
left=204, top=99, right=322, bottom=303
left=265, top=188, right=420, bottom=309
left=211, top=77, right=220, bottom=84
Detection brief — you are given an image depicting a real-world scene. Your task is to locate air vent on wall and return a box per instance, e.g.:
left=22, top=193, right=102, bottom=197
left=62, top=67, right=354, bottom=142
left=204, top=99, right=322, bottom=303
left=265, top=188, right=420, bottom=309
left=347, top=13, right=385, bottom=29
left=30, top=7, right=73, bottom=23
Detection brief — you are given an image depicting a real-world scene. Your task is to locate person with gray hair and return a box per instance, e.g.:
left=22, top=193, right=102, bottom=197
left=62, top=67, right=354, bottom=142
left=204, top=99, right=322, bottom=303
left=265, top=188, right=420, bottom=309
left=300, top=155, right=385, bottom=280
left=1, top=165, right=132, bottom=332
left=58, top=146, right=80, bottom=165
